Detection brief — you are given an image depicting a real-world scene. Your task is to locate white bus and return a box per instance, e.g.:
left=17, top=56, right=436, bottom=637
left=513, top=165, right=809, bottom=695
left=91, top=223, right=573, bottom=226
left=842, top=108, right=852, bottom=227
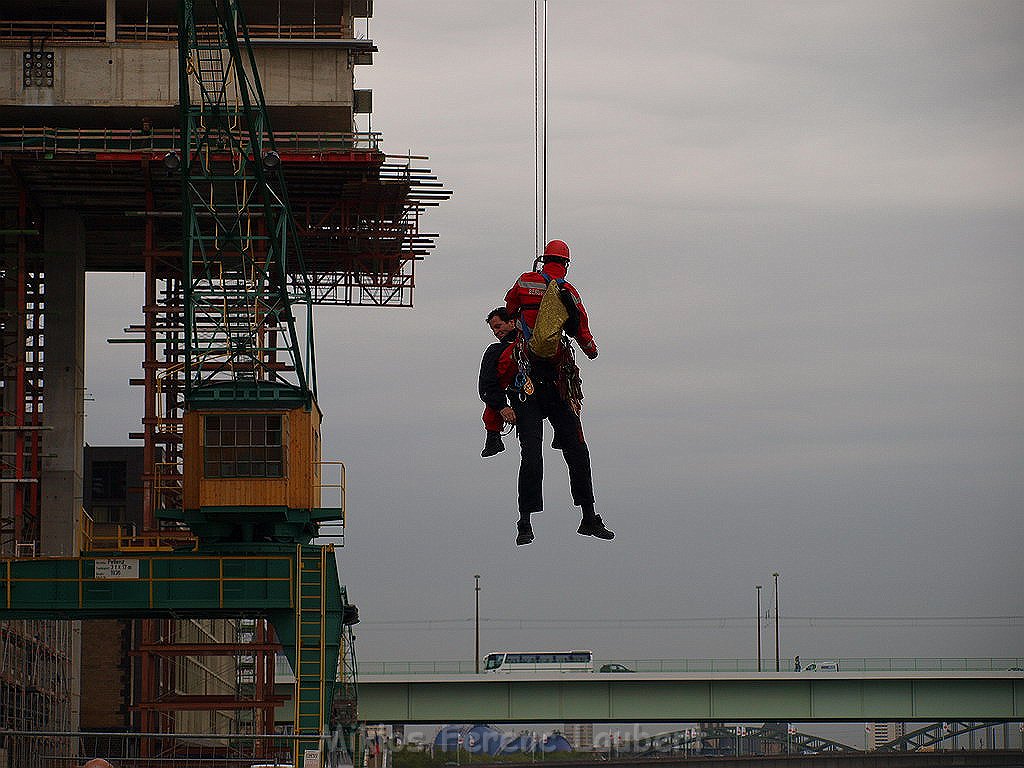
left=483, top=650, right=594, bottom=673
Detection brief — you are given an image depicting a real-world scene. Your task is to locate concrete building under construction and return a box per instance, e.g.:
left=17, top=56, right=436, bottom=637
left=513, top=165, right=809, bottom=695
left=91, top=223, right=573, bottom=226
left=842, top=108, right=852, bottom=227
left=0, top=1, right=447, bottom=764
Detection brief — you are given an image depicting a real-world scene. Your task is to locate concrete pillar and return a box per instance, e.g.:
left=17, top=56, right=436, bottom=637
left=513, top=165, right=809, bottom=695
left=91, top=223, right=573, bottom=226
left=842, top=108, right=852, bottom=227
left=0, top=264, right=13, bottom=552
left=40, top=209, right=85, bottom=558
left=106, top=0, right=117, bottom=42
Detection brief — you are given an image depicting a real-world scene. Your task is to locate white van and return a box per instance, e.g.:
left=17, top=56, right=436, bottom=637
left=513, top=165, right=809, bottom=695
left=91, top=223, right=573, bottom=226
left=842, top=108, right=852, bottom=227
left=800, top=660, right=839, bottom=672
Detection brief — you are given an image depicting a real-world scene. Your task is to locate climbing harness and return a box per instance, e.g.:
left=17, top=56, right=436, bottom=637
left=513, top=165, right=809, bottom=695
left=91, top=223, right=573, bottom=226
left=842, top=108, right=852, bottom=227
left=512, top=335, right=533, bottom=402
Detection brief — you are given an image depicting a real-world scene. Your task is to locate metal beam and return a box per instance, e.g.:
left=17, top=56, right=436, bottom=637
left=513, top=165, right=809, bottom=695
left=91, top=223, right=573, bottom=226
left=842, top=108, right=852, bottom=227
left=356, top=672, right=1024, bottom=723
left=0, top=545, right=352, bottom=761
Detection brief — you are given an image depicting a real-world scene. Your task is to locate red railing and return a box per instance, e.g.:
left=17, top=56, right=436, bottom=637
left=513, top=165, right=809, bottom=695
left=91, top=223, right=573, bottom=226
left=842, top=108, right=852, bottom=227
left=0, top=19, right=359, bottom=43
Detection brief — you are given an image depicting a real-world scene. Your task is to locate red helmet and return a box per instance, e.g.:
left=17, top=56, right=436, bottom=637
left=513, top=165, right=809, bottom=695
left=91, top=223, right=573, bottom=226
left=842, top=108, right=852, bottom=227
left=543, top=239, right=570, bottom=262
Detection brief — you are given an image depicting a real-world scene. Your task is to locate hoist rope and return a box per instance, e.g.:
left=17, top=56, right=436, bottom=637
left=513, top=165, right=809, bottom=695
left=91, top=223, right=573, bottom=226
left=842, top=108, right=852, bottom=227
left=533, top=2, right=539, bottom=256
left=534, top=0, right=548, bottom=256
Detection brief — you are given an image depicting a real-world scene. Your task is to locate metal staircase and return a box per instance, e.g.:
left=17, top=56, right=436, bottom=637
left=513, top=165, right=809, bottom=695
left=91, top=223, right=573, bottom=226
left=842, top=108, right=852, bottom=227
left=234, top=616, right=258, bottom=726
left=190, top=24, right=229, bottom=107
left=295, top=545, right=328, bottom=735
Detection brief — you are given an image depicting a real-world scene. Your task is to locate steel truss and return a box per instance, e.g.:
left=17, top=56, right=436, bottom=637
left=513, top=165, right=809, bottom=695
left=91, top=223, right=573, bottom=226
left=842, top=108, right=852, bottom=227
left=638, top=721, right=1024, bottom=755
left=882, top=721, right=1013, bottom=751
left=177, top=0, right=312, bottom=397
left=638, top=724, right=856, bottom=755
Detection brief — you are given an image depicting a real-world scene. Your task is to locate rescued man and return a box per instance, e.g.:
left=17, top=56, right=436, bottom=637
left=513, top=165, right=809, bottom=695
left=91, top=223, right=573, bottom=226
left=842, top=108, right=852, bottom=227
left=478, top=307, right=518, bottom=458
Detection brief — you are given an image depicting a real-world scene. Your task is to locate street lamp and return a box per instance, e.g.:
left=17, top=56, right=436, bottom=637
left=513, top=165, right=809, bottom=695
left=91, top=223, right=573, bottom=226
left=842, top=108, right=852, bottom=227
left=772, top=572, right=780, bottom=672
left=474, top=574, right=481, bottom=673
left=755, top=585, right=762, bottom=672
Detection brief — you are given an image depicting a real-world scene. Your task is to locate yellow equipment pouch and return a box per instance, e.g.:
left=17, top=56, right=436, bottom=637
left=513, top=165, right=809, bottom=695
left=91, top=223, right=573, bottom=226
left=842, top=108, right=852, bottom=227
left=528, top=277, right=569, bottom=359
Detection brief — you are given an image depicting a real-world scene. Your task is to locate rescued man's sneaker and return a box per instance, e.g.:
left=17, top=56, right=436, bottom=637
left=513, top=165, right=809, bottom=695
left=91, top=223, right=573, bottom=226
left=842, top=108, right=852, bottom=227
left=516, top=522, right=535, bottom=546
left=577, top=515, right=614, bottom=540
left=481, top=432, right=505, bottom=458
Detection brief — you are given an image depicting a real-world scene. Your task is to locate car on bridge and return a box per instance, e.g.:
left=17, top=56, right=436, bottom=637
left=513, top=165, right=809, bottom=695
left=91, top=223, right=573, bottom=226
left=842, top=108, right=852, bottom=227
left=599, top=663, right=635, bottom=673
left=800, top=660, right=840, bottom=672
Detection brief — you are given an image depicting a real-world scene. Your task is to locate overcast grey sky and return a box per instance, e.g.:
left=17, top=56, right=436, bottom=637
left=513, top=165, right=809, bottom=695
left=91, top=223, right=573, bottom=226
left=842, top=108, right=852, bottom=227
left=86, top=0, right=1023, bottom=665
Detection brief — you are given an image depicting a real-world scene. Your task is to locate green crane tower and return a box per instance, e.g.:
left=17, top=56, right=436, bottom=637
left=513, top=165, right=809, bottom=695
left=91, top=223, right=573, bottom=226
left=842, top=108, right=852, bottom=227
left=175, top=0, right=314, bottom=403
left=164, top=0, right=359, bottom=759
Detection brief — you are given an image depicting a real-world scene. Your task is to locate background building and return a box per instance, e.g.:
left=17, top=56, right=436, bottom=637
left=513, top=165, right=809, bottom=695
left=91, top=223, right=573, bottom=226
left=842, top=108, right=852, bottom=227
left=868, top=722, right=907, bottom=750
left=562, top=722, right=594, bottom=750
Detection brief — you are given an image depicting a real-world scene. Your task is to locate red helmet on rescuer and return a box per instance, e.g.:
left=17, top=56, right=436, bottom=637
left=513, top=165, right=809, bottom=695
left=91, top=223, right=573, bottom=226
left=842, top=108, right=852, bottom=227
left=543, top=239, right=570, bottom=262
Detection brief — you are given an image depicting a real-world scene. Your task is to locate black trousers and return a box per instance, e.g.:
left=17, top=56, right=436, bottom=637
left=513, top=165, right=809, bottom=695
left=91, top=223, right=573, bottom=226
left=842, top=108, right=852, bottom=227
left=512, top=378, right=595, bottom=515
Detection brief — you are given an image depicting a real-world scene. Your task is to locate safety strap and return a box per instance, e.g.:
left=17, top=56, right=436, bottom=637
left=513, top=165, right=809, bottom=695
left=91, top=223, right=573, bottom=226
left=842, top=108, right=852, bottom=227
left=512, top=271, right=567, bottom=398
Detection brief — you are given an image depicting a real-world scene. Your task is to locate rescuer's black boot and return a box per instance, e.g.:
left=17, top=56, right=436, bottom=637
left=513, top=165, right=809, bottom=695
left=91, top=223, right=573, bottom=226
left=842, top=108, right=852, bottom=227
left=578, top=514, right=614, bottom=540
left=516, top=520, right=535, bottom=546
left=551, top=434, right=562, bottom=450
left=481, top=431, right=505, bottom=458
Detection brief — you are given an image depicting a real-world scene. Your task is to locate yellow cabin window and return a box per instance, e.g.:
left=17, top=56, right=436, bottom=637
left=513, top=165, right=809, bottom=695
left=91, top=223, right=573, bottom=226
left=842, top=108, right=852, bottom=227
left=203, top=413, right=285, bottom=478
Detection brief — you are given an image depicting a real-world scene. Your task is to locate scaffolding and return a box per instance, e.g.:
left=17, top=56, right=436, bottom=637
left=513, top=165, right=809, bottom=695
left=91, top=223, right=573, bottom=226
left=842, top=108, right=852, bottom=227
left=0, top=123, right=446, bottom=747
left=0, top=189, right=76, bottom=768
left=0, top=0, right=449, bottom=755
left=0, top=621, right=74, bottom=766
left=0, top=195, right=45, bottom=552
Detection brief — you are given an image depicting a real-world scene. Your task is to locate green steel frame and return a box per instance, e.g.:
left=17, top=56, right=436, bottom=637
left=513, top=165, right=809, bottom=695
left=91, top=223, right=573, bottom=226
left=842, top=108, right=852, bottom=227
left=0, top=544, right=354, bottom=763
left=356, top=673, right=1024, bottom=723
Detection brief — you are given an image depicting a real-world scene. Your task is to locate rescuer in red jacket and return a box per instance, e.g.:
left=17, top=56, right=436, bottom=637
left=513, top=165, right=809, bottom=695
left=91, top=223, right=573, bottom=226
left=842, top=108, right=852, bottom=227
left=505, top=239, right=599, bottom=361
left=503, top=239, right=613, bottom=546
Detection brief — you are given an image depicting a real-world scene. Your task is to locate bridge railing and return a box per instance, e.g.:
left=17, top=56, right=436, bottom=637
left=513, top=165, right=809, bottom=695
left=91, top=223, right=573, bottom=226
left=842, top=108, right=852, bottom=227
left=356, top=657, right=1024, bottom=675
left=614, top=657, right=1024, bottom=673
left=833, top=657, right=1024, bottom=672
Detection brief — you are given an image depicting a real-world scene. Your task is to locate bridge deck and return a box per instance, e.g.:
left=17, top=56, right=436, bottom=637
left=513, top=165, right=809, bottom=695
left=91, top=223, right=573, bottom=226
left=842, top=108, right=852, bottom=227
left=357, top=671, right=1024, bottom=723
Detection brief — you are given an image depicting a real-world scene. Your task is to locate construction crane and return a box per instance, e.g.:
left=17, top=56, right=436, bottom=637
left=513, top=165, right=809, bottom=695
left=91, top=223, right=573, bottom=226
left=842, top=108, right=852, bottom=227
left=160, top=0, right=357, bottom=761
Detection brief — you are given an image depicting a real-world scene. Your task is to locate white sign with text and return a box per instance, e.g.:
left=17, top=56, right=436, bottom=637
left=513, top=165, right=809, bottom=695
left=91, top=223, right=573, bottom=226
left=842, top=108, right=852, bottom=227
left=94, top=558, right=141, bottom=579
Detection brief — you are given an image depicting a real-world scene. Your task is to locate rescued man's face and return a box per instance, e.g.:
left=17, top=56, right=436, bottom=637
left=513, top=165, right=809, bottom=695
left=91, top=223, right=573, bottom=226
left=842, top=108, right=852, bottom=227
left=489, top=316, right=515, bottom=338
